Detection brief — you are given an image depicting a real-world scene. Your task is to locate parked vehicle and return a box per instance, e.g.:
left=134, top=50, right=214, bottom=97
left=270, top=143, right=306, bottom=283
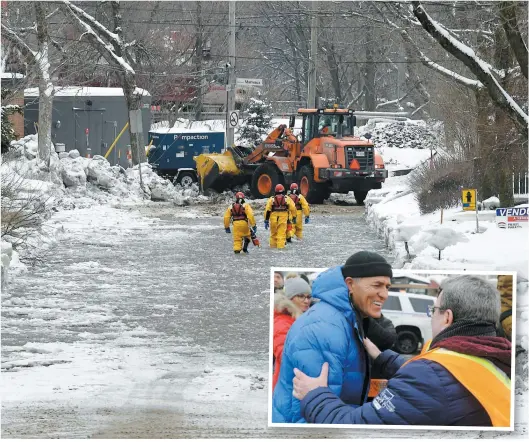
left=382, top=291, right=435, bottom=354
left=148, top=130, right=225, bottom=186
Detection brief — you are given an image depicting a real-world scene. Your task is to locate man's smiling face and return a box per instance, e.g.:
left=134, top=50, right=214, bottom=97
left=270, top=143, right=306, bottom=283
left=345, top=276, right=391, bottom=318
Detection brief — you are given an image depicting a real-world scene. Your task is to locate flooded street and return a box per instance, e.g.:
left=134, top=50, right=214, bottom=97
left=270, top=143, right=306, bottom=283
left=1, top=202, right=520, bottom=438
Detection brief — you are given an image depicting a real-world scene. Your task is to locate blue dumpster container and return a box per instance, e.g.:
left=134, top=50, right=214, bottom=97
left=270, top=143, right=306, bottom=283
left=148, top=129, right=225, bottom=185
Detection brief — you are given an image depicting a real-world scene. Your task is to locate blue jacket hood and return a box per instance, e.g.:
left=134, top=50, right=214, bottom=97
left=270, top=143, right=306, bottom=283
left=312, top=266, right=355, bottom=325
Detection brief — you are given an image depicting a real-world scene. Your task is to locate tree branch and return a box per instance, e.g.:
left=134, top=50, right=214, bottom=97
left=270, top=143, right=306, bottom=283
left=373, top=3, right=483, bottom=90
left=0, top=24, right=36, bottom=63
left=62, top=0, right=121, bottom=46
left=499, top=1, right=528, bottom=79
left=412, top=1, right=528, bottom=137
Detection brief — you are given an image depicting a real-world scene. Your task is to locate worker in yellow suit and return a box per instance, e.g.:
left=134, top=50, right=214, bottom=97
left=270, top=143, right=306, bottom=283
left=286, top=183, right=310, bottom=242
left=264, top=184, right=297, bottom=249
left=224, top=191, right=257, bottom=254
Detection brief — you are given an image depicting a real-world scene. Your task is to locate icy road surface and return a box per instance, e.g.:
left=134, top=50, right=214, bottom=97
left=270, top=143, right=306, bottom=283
left=1, top=202, right=523, bottom=438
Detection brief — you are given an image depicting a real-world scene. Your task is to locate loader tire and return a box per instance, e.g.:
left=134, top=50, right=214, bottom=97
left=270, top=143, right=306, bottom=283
left=298, top=165, right=327, bottom=204
left=354, top=190, right=368, bottom=205
left=251, top=163, right=280, bottom=198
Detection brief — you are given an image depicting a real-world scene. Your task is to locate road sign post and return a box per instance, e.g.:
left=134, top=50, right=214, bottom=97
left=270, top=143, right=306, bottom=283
left=461, top=188, right=476, bottom=211
left=229, top=111, right=239, bottom=128
left=235, top=78, right=263, bottom=87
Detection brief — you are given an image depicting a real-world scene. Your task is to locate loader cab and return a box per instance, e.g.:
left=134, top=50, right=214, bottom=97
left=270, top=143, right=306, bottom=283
left=298, top=108, right=356, bottom=146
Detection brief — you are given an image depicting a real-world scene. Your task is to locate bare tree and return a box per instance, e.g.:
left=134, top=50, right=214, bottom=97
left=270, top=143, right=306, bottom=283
left=62, top=0, right=149, bottom=164
left=1, top=3, right=56, bottom=166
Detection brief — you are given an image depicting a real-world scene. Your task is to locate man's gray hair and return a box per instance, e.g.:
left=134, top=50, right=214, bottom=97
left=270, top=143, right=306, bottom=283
left=439, top=275, right=500, bottom=324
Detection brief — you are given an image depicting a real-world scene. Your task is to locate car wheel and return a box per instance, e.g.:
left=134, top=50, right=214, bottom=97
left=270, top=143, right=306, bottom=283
left=175, top=172, right=196, bottom=188
left=395, top=330, right=419, bottom=354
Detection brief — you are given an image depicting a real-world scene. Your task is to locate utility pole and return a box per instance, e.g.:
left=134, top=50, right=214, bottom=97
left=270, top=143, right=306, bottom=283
left=307, top=0, right=318, bottom=108
left=227, top=0, right=236, bottom=147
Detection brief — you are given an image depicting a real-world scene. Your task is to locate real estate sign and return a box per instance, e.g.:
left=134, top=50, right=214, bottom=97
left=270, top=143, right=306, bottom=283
left=495, top=207, right=528, bottom=229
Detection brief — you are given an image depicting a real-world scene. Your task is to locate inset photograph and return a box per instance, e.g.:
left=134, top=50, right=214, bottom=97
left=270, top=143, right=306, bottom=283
left=269, top=260, right=515, bottom=430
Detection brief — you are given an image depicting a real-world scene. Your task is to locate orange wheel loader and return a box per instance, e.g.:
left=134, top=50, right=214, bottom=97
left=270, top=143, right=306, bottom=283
left=194, top=108, right=387, bottom=204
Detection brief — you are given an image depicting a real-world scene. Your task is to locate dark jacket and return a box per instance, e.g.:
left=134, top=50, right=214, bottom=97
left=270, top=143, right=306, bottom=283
left=300, top=335, right=511, bottom=426
left=366, top=315, right=397, bottom=351
left=272, top=266, right=370, bottom=423
left=365, top=314, right=397, bottom=380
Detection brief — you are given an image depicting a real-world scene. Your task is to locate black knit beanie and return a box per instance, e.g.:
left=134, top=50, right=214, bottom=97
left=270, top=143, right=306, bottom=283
left=341, top=251, right=393, bottom=279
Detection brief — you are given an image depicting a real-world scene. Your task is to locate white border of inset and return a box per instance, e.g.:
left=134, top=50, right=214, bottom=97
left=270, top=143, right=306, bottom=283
left=268, top=267, right=517, bottom=431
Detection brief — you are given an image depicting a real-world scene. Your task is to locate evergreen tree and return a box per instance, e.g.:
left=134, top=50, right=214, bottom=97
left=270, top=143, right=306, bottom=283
left=238, top=94, right=273, bottom=147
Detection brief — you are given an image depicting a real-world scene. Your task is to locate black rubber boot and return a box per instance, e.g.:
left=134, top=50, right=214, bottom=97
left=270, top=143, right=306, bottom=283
left=242, top=238, right=250, bottom=254
left=286, top=238, right=292, bottom=243
left=234, top=250, right=241, bottom=254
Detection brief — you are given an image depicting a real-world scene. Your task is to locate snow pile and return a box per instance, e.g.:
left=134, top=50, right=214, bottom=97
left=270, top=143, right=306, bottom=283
left=1, top=135, right=222, bottom=287
left=6, top=135, right=210, bottom=209
left=358, top=119, right=443, bottom=151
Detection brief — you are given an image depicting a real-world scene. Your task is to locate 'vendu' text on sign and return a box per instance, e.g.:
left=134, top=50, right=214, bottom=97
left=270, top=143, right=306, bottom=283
left=495, top=207, right=528, bottom=229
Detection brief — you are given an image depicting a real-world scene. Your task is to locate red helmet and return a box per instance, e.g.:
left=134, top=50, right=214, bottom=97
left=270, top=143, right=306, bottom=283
left=290, top=183, right=298, bottom=191
left=275, top=184, right=285, bottom=193
left=235, top=191, right=245, bottom=200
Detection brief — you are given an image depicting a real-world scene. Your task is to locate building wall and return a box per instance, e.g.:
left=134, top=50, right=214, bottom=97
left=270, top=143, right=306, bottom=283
left=24, top=93, right=151, bottom=168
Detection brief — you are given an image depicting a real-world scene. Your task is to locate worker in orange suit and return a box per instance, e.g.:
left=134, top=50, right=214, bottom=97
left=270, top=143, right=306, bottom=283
left=264, top=184, right=297, bottom=249
left=287, top=183, right=310, bottom=242
left=224, top=191, right=257, bottom=254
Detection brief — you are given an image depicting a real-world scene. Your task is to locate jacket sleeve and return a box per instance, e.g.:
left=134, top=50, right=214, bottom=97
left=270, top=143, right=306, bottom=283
left=372, top=349, right=406, bottom=379
left=366, top=315, right=397, bottom=351
left=244, top=203, right=256, bottom=227
left=273, top=319, right=289, bottom=361
left=290, top=321, right=348, bottom=398
left=264, top=198, right=273, bottom=220
left=301, top=359, right=452, bottom=425
left=287, top=198, right=297, bottom=218
left=223, top=206, right=232, bottom=229
left=300, top=196, right=310, bottom=216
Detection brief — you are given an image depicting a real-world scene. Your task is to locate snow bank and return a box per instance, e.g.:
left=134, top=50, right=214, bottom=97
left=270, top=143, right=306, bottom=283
left=2, top=134, right=233, bottom=289
left=366, top=176, right=529, bottom=354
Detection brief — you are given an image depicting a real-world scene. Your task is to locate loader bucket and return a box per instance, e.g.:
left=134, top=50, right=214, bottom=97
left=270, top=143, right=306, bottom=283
left=194, top=151, right=247, bottom=193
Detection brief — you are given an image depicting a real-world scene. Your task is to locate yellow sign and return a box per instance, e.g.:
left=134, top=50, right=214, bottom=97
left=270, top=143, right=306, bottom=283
left=462, top=188, right=476, bottom=211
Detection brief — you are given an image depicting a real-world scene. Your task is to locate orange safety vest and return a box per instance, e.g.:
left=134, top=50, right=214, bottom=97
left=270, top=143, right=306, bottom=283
left=403, top=344, right=511, bottom=427
left=272, top=195, right=288, bottom=212
left=231, top=203, right=247, bottom=221
left=289, top=193, right=302, bottom=210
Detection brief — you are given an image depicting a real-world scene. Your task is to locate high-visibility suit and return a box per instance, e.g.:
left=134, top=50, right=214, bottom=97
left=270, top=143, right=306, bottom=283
left=287, top=192, right=310, bottom=240
left=224, top=201, right=256, bottom=253
left=264, top=194, right=297, bottom=249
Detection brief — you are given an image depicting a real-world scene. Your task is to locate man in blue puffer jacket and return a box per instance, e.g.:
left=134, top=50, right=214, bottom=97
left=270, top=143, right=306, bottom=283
left=272, top=251, right=393, bottom=423
left=292, top=275, right=512, bottom=427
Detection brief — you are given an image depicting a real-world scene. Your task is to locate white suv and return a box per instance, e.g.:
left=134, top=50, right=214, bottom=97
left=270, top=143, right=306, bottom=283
left=382, top=291, right=435, bottom=354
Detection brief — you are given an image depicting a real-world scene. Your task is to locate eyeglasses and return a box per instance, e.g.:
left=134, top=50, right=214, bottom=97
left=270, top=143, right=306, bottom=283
left=295, top=294, right=312, bottom=301
left=427, top=305, right=445, bottom=317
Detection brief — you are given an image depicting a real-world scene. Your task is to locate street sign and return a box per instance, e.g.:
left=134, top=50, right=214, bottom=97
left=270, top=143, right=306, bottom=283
left=461, top=188, right=476, bottom=211
left=236, top=77, right=263, bottom=87
left=229, top=111, right=239, bottom=128
left=495, top=207, right=528, bottom=229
